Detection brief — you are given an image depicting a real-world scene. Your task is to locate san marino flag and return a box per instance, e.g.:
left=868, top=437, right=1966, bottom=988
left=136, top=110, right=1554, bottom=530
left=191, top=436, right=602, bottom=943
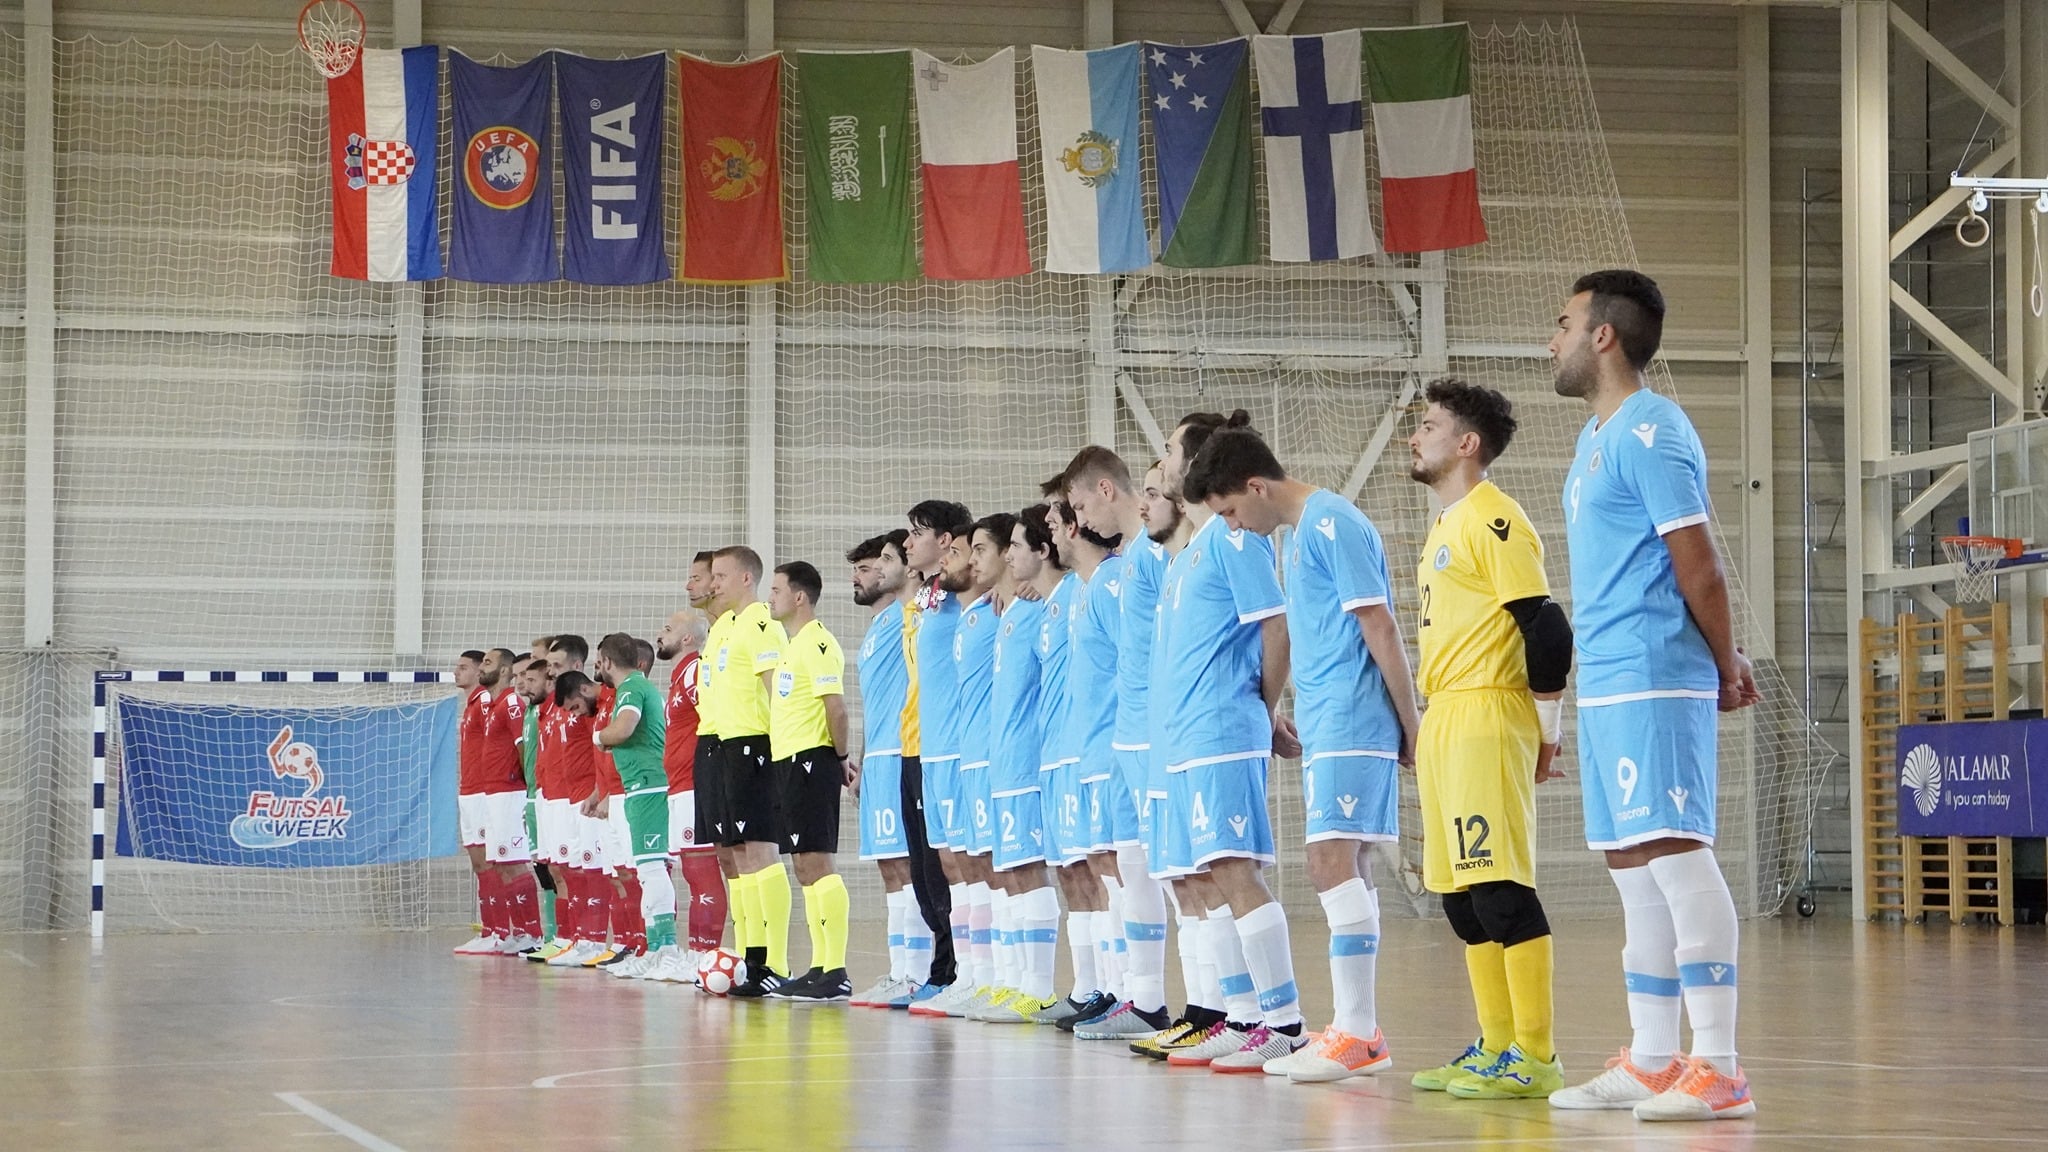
left=1362, top=22, right=1487, bottom=252
left=326, top=45, right=441, bottom=281
left=1031, top=44, right=1147, bottom=275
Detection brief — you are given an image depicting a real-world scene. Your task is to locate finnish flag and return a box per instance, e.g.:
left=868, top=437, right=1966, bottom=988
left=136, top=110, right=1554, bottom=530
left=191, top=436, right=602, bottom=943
left=1253, top=31, right=1379, bottom=262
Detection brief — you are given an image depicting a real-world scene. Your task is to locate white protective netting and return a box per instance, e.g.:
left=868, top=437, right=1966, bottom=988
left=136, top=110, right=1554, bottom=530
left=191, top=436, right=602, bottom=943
left=1, top=20, right=1832, bottom=932
left=99, top=679, right=468, bottom=934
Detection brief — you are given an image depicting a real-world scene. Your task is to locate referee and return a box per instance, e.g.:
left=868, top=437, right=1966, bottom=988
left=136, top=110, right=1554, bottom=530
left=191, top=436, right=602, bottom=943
left=764, top=561, right=856, bottom=1003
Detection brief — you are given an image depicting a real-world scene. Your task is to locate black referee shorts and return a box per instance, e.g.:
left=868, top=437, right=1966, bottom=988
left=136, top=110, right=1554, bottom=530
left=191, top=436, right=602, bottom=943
left=693, top=734, right=726, bottom=847
left=776, top=745, right=842, bottom=855
left=718, top=733, right=779, bottom=848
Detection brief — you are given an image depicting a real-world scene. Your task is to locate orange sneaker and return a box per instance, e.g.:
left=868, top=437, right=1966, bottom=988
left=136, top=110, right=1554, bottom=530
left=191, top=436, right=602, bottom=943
left=1271, top=1027, right=1393, bottom=1082
left=1552, top=1048, right=1686, bottom=1109
left=1633, top=1057, right=1756, bottom=1121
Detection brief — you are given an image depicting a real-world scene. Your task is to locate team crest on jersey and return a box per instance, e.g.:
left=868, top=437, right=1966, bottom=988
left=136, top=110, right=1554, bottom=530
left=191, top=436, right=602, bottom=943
left=1434, top=545, right=1451, bottom=570
left=1588, top=448, right=1603, bottom=473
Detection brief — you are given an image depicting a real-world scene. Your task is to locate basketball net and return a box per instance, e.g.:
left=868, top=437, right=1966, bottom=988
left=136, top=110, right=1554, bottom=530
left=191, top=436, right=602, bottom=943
left=298, top=0, right=365, bottom=80
left=1940, top=536, right=2021, bottom=603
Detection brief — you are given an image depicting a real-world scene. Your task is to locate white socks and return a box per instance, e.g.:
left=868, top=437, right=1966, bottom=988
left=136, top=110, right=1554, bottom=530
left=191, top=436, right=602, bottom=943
left=885, top=888, right=911, bottom=982
left=992, top=887, right=1019, bottom=991
left=948, top=882, right=971, bottom=967
left=1201, top=908, right=1259, bottom=1025
left=1175, top=911, right=1207, bottom=1013
left=1611, top=865, right=1682, bottom=1070
left=967, top=881, right=995, bottom=988
left=904, top=894, right=936, bottom=985
left=1018, top=884, right=1062, bottom=1002
left=1067, top=909, right=1099, bottom=1000
left=1319, top=877, right=1379, bottom=1038
left=1120, top=849, right=1169, bottom=1013
left=1098, top=876, right=1128, bottom=1000
left=1649, top=849, right=1740, bottom=1069
left=1235, top=900, right=1302, bottom=1030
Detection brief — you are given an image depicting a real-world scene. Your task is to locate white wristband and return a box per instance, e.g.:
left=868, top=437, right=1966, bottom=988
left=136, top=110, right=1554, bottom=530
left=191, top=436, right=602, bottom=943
left=1533, top=698, right=1562, bottom=745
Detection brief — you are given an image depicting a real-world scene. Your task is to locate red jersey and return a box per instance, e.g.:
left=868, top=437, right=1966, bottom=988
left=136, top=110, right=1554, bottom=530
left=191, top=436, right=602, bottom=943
left=479, top=686, right=526, bottom=793
left=556, top=696, right=598, bottom=803
left=595, top=683, right=623, bottom=797
left=534, top=699, right=565, bottom=801
left=663, top=653, right=702, bottom=794
left=458, top=685, right=489, bottom=795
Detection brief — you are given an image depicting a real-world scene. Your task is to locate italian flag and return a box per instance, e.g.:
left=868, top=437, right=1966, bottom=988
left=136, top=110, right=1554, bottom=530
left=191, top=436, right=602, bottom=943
left=910, top=47, right=1031, bottom=280
left=1362, top=23, right=1486, bottom=253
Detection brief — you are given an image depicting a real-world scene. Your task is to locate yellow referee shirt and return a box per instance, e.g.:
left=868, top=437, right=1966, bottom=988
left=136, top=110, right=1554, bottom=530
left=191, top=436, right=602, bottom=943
left=1416, top=480, right=1551, bottom=696
left=898, top=598, right=922, bottom=758
left=698, top=610, right=732, bottom=737
left=715, top=599, right=785, bottom=738
left=770, top=618, right=845, bottom=762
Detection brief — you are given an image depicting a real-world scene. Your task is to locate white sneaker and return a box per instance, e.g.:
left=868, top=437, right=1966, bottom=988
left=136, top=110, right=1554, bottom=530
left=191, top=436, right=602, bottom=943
left=502, top=934, right=543, bottom=955
left=546, top=940, right=599, bottom=968
left=634, top=947, right=684, bottom=981
left=913, top=982, right=979, bottom=1017
left=1551, top=1049, right=1686, bottom=1111
left=851, top=975, right=904, bottom=1008
left=452, top=933, right=499, bottom=955
left=610, top=951, right=654, bottom=979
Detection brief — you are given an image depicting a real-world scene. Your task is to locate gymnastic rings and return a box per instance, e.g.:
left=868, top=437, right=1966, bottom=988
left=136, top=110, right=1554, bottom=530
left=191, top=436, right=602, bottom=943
left=1956, top=209, right=1993, bottom=248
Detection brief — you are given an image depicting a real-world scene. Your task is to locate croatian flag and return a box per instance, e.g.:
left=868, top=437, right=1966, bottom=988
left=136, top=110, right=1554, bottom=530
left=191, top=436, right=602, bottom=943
left=1252, top=31, right=1378, bottom=262
left=326, top=45, right=442, bottom=281
left=911, top=48, right=1031, bottom=281
left=1031, top=44, right=1148, bottom=275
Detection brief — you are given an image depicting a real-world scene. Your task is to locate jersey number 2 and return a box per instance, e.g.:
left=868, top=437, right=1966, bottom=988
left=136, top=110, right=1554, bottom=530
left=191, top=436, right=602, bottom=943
left=1420, top=584, right=1433, bottom=628
left=1453, top=814, right=1491, bottom=861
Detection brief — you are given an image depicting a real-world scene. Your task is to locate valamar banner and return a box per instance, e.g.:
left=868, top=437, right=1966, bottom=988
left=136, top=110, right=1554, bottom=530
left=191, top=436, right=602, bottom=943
left=1897, top=719, right=2047, bottom=837
left=115, top=697, right=460, bottom=866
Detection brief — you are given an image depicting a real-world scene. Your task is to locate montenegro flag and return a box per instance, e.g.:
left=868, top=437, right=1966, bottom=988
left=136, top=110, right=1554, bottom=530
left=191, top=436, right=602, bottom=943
left=677, top=54, right=788, bottom=284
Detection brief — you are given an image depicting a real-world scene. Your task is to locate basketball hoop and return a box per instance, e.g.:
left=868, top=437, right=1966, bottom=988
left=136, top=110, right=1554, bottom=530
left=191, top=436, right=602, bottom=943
left=298, top=0, right=365, bottom=80
left=1940, top=535, right=2023, bottom=603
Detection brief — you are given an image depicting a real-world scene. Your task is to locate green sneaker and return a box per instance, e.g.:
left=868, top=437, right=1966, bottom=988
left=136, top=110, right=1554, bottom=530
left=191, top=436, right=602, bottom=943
left=1446, top=1045, right=1564, bottom=1099
left=1411, top=1040, right=1500, bottom=1091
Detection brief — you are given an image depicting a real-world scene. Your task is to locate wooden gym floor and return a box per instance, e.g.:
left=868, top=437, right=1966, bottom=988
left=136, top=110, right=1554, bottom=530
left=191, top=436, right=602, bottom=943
left=1, top=914, right=2041, bottom=1151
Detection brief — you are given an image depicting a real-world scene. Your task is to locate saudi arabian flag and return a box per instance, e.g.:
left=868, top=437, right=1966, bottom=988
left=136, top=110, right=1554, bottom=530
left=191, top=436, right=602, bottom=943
left=1361, top=23, right=1487, bottom=252
left=1145, top=39, right=1258, bottom=269
left=797, top=51, right=917, bottom=283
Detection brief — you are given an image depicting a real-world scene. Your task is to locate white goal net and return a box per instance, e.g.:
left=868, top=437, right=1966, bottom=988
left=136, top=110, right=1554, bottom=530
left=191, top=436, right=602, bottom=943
left=0, top=19, right=1834, bottom=933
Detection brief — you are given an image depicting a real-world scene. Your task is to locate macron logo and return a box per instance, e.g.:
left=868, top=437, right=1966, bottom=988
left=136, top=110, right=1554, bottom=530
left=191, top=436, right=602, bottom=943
left=1632, top=422, right=1658, bottom=448
left=1229, top=815, right=1248, bottom=837
left=1315, top=517, right=1336, bottom=540
left=1708, top=964, right=1729, bottom=983
left=1226, top=531, right=1248, bottom=551
left=1668, top=786, right=1689, bottom=814
left=1337, top=795, right=1358, bottom=818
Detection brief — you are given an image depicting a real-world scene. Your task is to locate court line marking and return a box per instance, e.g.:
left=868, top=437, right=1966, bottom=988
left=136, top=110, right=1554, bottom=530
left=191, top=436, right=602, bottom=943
left=1314, top=1137, right=2048, bottom=1150
left=274, top=1093, right=409, bottom=1152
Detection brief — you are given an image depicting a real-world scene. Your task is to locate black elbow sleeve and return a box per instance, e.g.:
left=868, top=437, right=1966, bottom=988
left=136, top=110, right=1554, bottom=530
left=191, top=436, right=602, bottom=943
left=1505, top=596, right=1573, bottom=694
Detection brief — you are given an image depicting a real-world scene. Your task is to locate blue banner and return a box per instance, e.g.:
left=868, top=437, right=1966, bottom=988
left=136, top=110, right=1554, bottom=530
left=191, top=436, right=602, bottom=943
left=115, top=696, right=460, bottom=866
left=555, top=52, right=670, bottom=284
left=449, top=51, right=558, bottom=283
left=1897, top=719, right=2046, bottom=836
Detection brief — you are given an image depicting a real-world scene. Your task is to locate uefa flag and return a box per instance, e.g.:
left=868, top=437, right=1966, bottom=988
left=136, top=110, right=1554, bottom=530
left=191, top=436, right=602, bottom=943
left=448, top=51, right=557, bottom=283
left=326, top=45, right=441, bottom=281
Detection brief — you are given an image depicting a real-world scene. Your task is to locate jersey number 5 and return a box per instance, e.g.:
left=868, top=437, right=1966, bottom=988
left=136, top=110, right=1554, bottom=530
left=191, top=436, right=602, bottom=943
left=1453, top=813, right=1491, bottom=861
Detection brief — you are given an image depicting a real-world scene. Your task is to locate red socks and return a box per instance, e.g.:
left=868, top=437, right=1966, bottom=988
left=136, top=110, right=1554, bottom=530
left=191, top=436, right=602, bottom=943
left=505, top=870, right=543, bottom=939
left=678, top=851, right=727, bottom=952
left=582, top=872, right=610, bottom=945
left=615, top=871, right=646, bottom=953
left=478, top=869, right=510, bottom=938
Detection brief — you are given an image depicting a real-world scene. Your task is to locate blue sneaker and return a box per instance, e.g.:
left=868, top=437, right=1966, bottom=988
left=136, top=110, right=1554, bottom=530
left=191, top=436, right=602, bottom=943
left=884, top=980, right=930, bottom=1009
left=910, top=981, right=949, bottom=1003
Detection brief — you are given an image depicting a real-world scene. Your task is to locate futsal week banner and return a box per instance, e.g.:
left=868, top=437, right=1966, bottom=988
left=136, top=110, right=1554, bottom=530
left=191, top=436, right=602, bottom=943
left=321, top=24, right=1487, bottom=285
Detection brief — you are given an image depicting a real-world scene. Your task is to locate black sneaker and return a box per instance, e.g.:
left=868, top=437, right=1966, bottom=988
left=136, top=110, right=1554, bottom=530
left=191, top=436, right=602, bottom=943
left=768, top=967, right=825, bottom=999
left=1056, top=990, right=1121, bottom=1032
left=729, top=969, right=788, bottom=999
left=783, top=967, right=853, bottom=1004
left=596, top=948, right=635, bottom=968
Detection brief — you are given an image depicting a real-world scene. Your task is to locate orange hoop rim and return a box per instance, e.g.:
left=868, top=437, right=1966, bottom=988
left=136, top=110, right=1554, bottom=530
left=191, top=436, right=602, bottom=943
left=1940, top=535, right=2025, bottom=560
left=297, top=0, right=365, bottom=79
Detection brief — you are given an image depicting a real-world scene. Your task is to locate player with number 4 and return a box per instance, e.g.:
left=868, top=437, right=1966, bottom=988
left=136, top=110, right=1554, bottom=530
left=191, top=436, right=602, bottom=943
left=1406, top=378, right=1576, bottom=1102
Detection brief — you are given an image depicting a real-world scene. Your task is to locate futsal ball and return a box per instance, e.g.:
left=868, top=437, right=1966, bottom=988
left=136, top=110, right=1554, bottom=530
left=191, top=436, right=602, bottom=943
left=697, top=948, right=746, bottom=996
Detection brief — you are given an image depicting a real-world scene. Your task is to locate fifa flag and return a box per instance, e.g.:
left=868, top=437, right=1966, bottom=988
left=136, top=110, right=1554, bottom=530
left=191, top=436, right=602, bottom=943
left=1362, top=23, right=1487, bottom=252
left=911, top=48, right=1031, bottom=280
left=1145, top=40, right=1257, bottom=269
left=326, top=45, right=441, bottom=281
left=448, top=52, right=557, bottom=283
left=678, top=54, right=787, bottom=284
left=1253, top=31, right=1378, bottom=262
left=1031, top=45, right=1148, bottom=276
left=796, top=51, right=915, bottom=283
left=556, top=52, right=671, bottom=284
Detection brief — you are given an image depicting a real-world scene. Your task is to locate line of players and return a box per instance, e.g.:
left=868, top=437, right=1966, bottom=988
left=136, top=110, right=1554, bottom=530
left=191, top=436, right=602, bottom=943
left=451, top=269, right=1757, bottom=1122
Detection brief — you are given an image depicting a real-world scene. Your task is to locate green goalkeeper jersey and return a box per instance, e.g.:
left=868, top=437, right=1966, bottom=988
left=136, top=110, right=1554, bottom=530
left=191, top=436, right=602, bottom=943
left=609, top=670, right=668, bottom=791
left=520, top=700, right=540, bottom=797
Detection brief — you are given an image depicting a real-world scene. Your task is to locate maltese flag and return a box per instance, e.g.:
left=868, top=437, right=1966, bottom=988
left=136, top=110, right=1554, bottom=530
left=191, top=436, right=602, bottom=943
left=327, top=45, right=442, bottom=281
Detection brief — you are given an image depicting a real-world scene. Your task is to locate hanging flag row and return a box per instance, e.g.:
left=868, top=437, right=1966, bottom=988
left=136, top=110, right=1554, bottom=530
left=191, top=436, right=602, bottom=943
left=323, top=25, right=1485, bottom=285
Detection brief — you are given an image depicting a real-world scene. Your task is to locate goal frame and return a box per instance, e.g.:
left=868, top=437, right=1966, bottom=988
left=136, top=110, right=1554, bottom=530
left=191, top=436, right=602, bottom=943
left=90, top=668, right=449, bottom=938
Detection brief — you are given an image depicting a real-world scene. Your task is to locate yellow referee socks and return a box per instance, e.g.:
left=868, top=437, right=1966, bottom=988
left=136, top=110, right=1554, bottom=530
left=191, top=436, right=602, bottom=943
left=1503, top=935, right=1556, bottom=1062
left=815, top=872, right=850, bottom=972
left=729, top=870, right=758, bottom=955
left=1465, top=942, right=1515, bottom=1055
left=802, top=882, right=826, bottom=970
left=754, top=863, right=793, bottom=977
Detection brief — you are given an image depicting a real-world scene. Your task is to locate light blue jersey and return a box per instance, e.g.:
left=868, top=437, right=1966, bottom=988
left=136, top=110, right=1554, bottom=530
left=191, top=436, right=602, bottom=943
left=952, top=592, right=1000, bottom=773
left=857, top=603, right=908, bottom=758
left=989, top=596, right=1046, bottom=795
left=1068, top=554, right=1125, bottom=784
left=1564, top=388, right=1718, bottom=701
left=1157, top=515, right=1285, bottom=772
left=1114, top=540, right=1167, bottom=752
left=1286, top=488, right=1402, bottom=761
left=914, top=585, right=965, bottom=764
left=1037, top=572, right=1081, bottom=772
